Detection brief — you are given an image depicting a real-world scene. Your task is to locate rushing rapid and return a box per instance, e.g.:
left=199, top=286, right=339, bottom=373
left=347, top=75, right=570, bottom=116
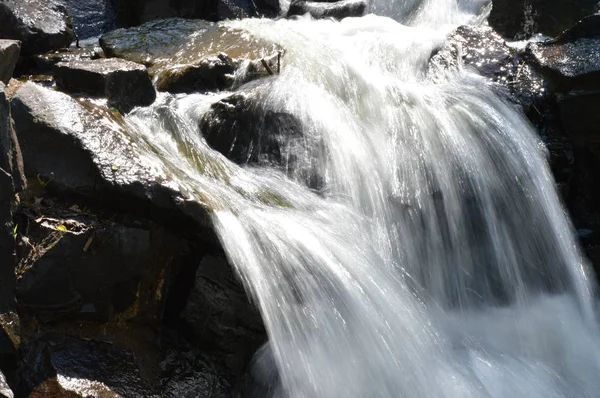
left=126, top=1, right=600, bottom=396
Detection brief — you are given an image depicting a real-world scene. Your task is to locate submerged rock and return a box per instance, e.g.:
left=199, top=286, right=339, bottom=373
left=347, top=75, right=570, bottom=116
left=200, top=92, right=303, bottom=165
left=54, top=58, right=156, bottom=113
left=0, top=40, right=20, bottom=85
left=10, top=82, right=212, bottom=237
left=489, top=0, right=598, bottom=39
left=16, top=334, right=157, bottom=397
left=287, top=0, right=366, bottom=19
left=0, top=0, right=76, bottom=55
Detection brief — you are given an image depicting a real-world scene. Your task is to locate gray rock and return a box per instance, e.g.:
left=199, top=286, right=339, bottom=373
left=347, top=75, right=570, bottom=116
left=0, top=82, right=25, bottom=192
left=10, top=82, right=212, bottom=238
left=57, top=0, right=116, bottom=39
left=0, top=40, right=19, bottom=85
left=16, top=334, right=157, bottom=397
left=0, top=0, right=76, bottom=55
left=287, top=0, right=366, bottom=19
left=181, top=255, right=264, bottom=375
left=54, top=58, right=156, bottom=113
left=489, top=0, right=598, bottom=39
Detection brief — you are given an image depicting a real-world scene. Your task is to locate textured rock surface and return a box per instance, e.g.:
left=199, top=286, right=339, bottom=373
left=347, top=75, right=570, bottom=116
left=16, top=335, right=157, bottom=397
left=0, top=83, right=25, bottom=192
left=10, top=82, right=212, bottom=237
left=0, top=370, right=12, bottom=398
left=0, top=0, right=76, bottom=55
left=58, top=0, right=116, bottom=39
left=54, top=58, right=156, bottom=113
left=287, top=0, right=366, bottom=19
left=0, top=41, right=20, bottom=85
left=489, top=0, right=598, bottom=39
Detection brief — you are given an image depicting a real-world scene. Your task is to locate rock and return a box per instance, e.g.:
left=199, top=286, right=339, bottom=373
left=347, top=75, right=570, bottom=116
left=0, top=370, right=12, bottom=398
left=0, top=82, right=25, bottom=192
left=53, top=58, right=156, bottom=113
left=557, top=91, right=600, bottom=138
left=489, top=0, right=598, bottom=39
left=14, top=203, right=191, bottom=323
left=14, top=46, right=101, bottom=77
left=10, top=82, right=213, bottom=238
left=0, top=40, right=20, bottom=85
left=99, top=19, right=215, bottom=67
left=16, top=334, right=157, bottom=397
left=528, top=17, right=600, bottom=92
left=159, top=350, right=232, bottom=398
left=199, top=92, right=303, bottom=165
left=287, top=0, right=366, bottom=19
left=180, top=255, right=264, bottom=374
left=57, top=0, right=116, bottom=39
left=0, top=169, right=14, bottom=312
left=0, top=0, right=76, bottom=55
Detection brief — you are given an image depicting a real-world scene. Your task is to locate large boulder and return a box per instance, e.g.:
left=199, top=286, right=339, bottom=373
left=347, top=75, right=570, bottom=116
left=0, top=0, right=76, bottom=55
left=53, top=58, right=156, bottom=113
left=287, top=0, right=366, bottom=19
left=0, top=40, right=19, bottom=85
left=489, top=0, right=598, bottom=39
left=16, top=334, right=157, bottom=397
left=10, top=82, right=213, bottom=237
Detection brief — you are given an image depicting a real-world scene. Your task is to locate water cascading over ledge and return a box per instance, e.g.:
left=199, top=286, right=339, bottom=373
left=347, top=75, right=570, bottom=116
left=122, top=1, right=600, bottom=397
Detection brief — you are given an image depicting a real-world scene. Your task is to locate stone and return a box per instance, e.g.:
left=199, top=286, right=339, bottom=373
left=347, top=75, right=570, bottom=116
left=0, top=82, right=25, bottom=192
left=10, top=82, right=213, bottom=238
left=0, top=40, right=19, bottom=85
left=0, top=370, right=12, bottom=398
left=0, top=169, right=14, bottom=312
left=180, top=255, right=264, bottom=375
left=53, top=58, right=156, bottom=113
left=57, top=0, right=116, bottom=39
left=557, top=91, right=600, bottom=138
left=0, top=0, right=76, bottom=55
left=199, top=91, right=303, bottom=165
left=16, top=334, right=157, bottom=397
left=14, top=46, right=101, bottom=77
left=489, top=0, right=598, bottom=39
left=287, top=0, right=366, bottom=19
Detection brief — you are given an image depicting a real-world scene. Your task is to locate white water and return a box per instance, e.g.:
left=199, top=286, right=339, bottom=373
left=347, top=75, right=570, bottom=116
left=127, top=1, right=600, bottom=397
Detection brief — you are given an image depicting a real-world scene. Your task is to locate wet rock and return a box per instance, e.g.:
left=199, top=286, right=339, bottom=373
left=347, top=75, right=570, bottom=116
left=14, top=46, right=101, bottom=77
left=0, top=40, right=20, bottom=85
left=0, top=370, right=12, bottom=398
left=57, top=0, right=116, bottom=39
left=99, top=19, right=215, bottom=67
left=287, top=0, right=366, bottom=19
left=200, top=92, right=303, bottom=164
left=489, top=0, right=598, bottom=39
left=528, top=17, right=600, bottom=92
left=180, top=255, right=264, bottom=374
left=14, top=204, right=188, bottom=324
left=156, top=53, right=238, bottom=93
left=10, top=82, right=212, bottom=238
left=53, top=58, right=156, bottom=113
left=0, top=0, right=76, bottom=55
left=160, top=349, right=232, bottom=398
left=557, top=91, right=600, bottom=138
left=16, top=334, right=157, bottom=397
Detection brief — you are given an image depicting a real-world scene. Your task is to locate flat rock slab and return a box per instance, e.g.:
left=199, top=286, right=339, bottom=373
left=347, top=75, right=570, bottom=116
left=287, top=0, right=366, bottom=19
left=0, top=0, right=75, bottom=55
left=0, top=40, right=20, bottom=85
left=54, top=58, right=156, bottom=113
left=10, top=82, right=212, bottom=238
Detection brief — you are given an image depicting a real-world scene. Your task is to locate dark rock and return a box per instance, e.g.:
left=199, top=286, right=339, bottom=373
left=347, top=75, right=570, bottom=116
left=0, top=370, right=12, bottom=398
left=99, top=18, right=215, bottom=67
left=489, top=0, right=598, bottom=39
left=53, top=58, right=156, bottom=113
left=0, top=169, right=14, bottom=312
left=16, top=334, right=157, bottom=397
left=10, top=82, right=213, bottom=239
left=557, top=91, right=600, bottom=138
left=14, top=46, right=101, bottom=77
left=14, top=206, right=189, bottom=324
left=160, top=349, right=232, bottom=398
left=287, top=0, right=366, bottom=19
left=57, top=0, right=116, bottom=39
left=156, top=53, right=238, bottom=93
left=199, top=92, right=303, bottom=165
left=528, top=18, right=600, bottom=92
left=0, top=40, right=20, bottom=85
left=0, top=82, right=25, bottom=192
left=180, top=255, right=264, bottom=374
left=0, top=0, right=76, bottom=55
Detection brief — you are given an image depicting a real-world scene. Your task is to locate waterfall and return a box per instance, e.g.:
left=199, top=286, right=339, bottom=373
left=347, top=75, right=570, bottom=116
left=126, top=2, right=600, bottom=397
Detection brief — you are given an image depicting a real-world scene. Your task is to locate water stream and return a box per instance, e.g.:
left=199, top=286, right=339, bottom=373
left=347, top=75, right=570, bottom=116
left=126, top=1, right=600, bottom=396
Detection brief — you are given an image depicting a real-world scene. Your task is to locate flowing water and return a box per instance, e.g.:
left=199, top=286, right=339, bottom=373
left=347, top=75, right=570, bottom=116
left=126, top=1, right=600, bottom=396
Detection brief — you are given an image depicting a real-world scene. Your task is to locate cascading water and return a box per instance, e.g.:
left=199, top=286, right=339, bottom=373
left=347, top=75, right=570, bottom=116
left=126, top=1, right=600, bottom=396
